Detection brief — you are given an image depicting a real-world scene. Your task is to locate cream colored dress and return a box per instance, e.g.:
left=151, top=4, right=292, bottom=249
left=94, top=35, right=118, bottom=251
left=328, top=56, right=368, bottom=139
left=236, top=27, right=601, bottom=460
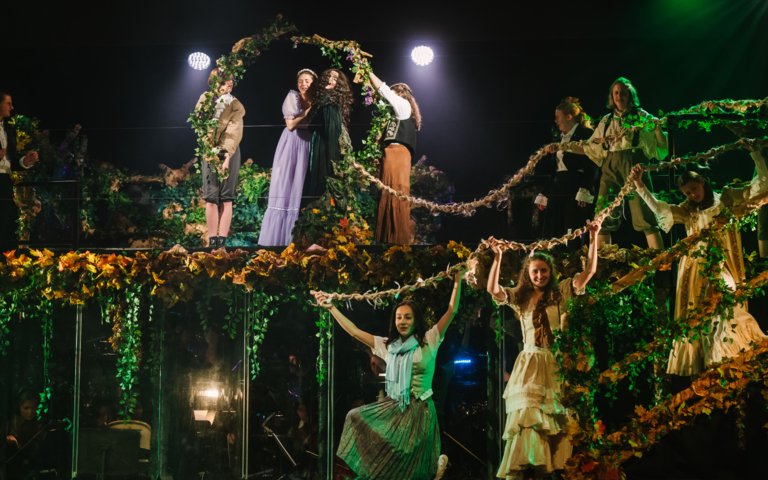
left=496, top=279, right=581, bottom=479
left=636, top=150, right=768, bottom=375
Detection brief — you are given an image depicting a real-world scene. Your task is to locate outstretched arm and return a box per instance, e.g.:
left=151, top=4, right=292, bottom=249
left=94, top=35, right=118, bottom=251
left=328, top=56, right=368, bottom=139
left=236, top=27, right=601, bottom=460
left=312, top=292, right=375, bottom=349
left=486, top=240, right=507, bottom=304
left=368, top=71, right=383, bottom=90
left=630, top=164, right=686, bottom=231
left=573, top=220, right=602, bottom=292
left=435, top=268, right=466, bottom=338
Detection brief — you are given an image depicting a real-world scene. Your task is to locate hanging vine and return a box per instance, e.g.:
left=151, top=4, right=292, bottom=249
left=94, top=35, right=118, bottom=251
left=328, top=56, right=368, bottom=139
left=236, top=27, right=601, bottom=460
left=112, top=284, right=143, bottom=419
left=246, top=290, right=279, bottom=379
left=36, top=298, right=54, bottom=418
left=314, top=309, right=333, bottom=385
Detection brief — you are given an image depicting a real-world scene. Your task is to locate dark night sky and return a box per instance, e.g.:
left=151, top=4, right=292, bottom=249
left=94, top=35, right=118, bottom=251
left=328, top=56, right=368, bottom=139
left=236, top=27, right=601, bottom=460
left=4, top=0, right=767, bottom=243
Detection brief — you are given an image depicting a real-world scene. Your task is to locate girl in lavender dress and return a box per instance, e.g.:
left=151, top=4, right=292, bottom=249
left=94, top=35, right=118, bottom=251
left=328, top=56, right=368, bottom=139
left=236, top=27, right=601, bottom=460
left=258, top=68, right=317, bottom=246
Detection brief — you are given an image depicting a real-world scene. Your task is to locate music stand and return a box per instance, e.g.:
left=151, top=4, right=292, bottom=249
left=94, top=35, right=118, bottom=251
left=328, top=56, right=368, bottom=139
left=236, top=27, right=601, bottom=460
left=77, top=428, right=140, bottom=479
left=262, top=413, right=297, bottom=468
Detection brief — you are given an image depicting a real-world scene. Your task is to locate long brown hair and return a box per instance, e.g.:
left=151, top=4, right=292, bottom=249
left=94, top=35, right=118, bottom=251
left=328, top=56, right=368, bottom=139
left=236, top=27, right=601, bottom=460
left=391, top=83, right=422, bottom=130
left=606, top=77, right=641, bottom=111
left=509, top=252, right=561, bottom=310
left=385, top=300, right=427, bottom=347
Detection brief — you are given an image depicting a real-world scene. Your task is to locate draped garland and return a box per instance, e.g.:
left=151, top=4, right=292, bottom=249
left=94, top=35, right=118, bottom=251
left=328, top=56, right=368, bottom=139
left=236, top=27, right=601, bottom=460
left=3, top=15, right=767, bottom=473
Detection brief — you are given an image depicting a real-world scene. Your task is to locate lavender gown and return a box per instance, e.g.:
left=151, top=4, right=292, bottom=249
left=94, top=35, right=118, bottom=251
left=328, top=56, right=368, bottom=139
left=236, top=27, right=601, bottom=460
left=258, top=90, right=312, bottom=246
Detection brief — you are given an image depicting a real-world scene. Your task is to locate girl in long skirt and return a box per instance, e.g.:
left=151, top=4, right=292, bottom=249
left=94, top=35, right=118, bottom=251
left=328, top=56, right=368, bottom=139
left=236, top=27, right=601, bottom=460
left=488, top=221, right=601, bottom=479
left=313, top=269, right=465, bottom=480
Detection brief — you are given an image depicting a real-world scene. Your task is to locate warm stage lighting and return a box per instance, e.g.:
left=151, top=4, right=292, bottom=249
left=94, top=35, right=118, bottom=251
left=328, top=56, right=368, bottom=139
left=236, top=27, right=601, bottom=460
left=188, top=52, right=211, bottom=70
left=411, top=46, right=434, bottom=66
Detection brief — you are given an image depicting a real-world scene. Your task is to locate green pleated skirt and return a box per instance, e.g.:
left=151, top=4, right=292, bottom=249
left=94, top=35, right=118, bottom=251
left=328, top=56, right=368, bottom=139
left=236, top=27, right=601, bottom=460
left=337, top=396, right=440, bottom=480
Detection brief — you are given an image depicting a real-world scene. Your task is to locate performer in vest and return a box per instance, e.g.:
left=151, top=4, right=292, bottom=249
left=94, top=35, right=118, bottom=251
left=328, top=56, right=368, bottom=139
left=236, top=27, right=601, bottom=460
left=553, top=77, right=666, bottom=249
left=368, top=71, right=421, bottom=245
left=536, top=97, right=597, bottom=246
left=0, top=91, right=39, bottom=251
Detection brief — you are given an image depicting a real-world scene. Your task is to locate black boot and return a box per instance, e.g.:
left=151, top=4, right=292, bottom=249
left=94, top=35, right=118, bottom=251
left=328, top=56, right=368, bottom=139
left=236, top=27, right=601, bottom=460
left=218, top=236, right=227, bottom=248
left=208, top=236, right=220, bottom=248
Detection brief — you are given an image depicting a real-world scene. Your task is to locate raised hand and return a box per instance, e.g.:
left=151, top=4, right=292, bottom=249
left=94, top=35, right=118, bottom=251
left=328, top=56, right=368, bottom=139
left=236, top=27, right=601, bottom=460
left=312, top=291, right=333, bottom=309
left=630, top=164, right=645, bottom=189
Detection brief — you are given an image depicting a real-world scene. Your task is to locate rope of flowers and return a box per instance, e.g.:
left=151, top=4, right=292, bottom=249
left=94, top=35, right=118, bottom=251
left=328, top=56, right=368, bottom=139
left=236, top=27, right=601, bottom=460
left=305, top=166, right=768, bottom=304
left=484, top=137, right=768, bottom=252
left=665, top=97, right=768, bottom=117
left=350, top=146, right=550, bottom=216
left=309, top=263, right=465, bottom=306
left=351, top=123, right=766, bottom=229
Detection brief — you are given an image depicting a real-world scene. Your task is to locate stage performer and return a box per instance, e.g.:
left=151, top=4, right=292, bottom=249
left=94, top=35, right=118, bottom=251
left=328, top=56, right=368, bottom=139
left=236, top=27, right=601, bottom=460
left=301, top=68, right=353, bottom=203
left=367, top=70, right=422, bottom=245
left=312, top=268, right=465, bottom=480
left=196, top=68, right=245, bottom=249
left=258, top=68, right=317, bottom=246
left=487, top=220, right=601, bottom=480
left=0, top=91, right=40, bottom=250
left=631, top=149, right=768, bottom=376
left=536, top=96, right=596, bottom=245
left=553, top=77, right=666, bottom=249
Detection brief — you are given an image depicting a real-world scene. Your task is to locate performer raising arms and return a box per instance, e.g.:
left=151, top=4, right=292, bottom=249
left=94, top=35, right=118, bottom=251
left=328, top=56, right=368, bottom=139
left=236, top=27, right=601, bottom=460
left=313, top=268, right=465, bottom=480
left=488, top=220, right=601, bottom=480
left=631, top=147, right=768, bottom=376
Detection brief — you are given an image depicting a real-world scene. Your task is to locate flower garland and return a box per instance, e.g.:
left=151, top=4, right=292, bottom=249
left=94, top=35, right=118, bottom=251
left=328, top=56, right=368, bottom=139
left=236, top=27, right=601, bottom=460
left=189, top=16, right=297, bottom=175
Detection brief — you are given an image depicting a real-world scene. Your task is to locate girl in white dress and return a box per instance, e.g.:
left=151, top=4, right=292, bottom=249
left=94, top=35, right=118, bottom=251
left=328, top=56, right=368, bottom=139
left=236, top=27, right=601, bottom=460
left=488, top=221, right=601, bottom=479
left=631, top=148, right=767, bottom=376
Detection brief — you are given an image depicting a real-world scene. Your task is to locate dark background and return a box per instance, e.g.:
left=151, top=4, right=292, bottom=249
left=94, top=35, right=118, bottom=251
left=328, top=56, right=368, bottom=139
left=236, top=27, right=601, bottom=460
left=4, top=0, right=767, bottom=244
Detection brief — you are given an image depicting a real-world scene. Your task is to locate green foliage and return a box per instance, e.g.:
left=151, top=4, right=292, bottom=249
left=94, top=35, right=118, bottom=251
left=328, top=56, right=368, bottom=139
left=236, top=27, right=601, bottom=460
left=114, top=285, right=143, bottom=419
left=410, top=158, right=455, bottom=244
left=188, top=17, right=297, bottom=166
left=36, top=299, right=54, bottom=418
left=246, top=290, right=280, bottom=379
left=554, top=277, right=664, bottom=446
left=315, top=309, right=333, bottom=385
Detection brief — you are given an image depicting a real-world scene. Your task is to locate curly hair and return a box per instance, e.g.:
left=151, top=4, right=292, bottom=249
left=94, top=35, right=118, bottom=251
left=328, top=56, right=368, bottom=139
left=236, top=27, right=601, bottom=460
left=509, top=252, right=561, bottom=310
left=311, top=68, right=354, bottom=126
left=385, top=300, right=427, bottom=347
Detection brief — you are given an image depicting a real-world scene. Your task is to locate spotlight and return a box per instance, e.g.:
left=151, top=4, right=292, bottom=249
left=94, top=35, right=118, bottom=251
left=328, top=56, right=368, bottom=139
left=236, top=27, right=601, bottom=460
left=410, top=46, right=434, bottom=66
left=188, top=52, right=211, bottom=70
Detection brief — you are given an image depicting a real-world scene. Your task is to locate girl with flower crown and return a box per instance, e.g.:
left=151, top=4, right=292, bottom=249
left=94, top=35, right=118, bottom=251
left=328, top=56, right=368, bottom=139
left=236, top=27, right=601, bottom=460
left=313, top=268, right=465, bottom=480
left=488, top=220, right=601, bottom=480
left=258, top=68, right=317, bottom=246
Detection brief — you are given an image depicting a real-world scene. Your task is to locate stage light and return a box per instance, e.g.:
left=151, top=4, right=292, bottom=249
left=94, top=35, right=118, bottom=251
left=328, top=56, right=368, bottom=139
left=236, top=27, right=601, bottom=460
left=200, top=387, right=220, bottom=398
left=188, top=52, right=211, bottom=70
left=411, top=46, right=434, bottom=66
left=453, top=358, right=472, bottom=365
